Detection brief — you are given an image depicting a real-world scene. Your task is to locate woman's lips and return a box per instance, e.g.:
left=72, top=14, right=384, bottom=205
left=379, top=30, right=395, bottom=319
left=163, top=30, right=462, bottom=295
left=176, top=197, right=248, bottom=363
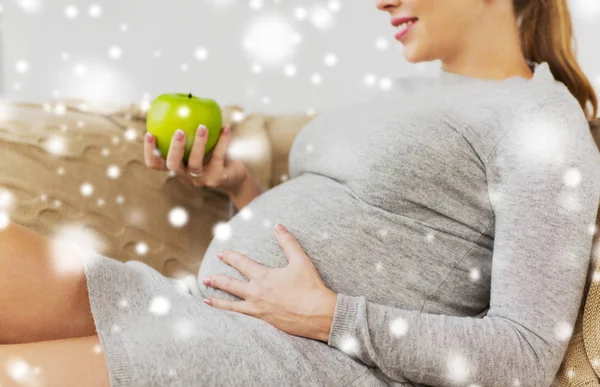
left=395, top=20, right=418, bottom=42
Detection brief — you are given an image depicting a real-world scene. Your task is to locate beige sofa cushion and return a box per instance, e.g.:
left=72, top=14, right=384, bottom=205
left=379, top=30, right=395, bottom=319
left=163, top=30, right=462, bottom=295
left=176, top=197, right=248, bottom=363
left=263, top=113, right=318, bottom=188
left=229, top=113, right=272, bottom=191
left=0, top=101, right=271, bottom=278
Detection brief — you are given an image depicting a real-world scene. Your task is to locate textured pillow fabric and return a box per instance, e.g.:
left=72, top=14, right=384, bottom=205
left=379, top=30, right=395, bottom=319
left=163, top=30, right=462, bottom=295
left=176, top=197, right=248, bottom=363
left=0, top=101, right=269, bottom=278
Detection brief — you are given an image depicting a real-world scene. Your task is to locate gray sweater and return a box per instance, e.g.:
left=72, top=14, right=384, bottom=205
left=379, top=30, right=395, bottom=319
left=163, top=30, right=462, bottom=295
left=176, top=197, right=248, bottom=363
left=207, top=61, right=600, bottom=386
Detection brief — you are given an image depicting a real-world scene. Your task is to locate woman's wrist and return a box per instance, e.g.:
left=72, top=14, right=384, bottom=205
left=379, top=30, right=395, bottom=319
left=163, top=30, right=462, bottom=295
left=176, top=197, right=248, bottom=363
left=314, top=290, right=338, bottom=342
left=227, top=172, right=264, bottom=213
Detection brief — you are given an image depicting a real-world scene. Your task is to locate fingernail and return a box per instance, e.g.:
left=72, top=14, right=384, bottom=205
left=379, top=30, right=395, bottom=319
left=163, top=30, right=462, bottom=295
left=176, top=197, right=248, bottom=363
left=175, top=129, right=185, bottom=141
left=145, top=132, right=153, bottom=142
left=197, top=125, right=207, bottom=137
left=223, top=126, right=230, bottom=135
left=217, top=252, right=224, bottom=260
left=203, top=298, right=213, bottom=306
left=202, top=277, right=211, bottom=286
left=276, top=224, right=288, bottom=233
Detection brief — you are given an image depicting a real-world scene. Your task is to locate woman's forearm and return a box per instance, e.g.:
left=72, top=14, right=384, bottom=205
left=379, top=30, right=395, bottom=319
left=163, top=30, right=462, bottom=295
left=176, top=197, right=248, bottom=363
left=227, top=173, right=265, bottom=214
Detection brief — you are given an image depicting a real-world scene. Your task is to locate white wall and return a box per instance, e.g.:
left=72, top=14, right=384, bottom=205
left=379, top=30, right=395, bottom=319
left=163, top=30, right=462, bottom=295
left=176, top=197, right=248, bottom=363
left=1, top=0, right=599, bottom=115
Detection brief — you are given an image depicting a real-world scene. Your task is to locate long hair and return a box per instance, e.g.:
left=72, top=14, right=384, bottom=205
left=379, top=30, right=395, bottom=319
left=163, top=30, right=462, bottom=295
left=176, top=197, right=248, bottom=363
left=514, top=0, right=598, bottom=120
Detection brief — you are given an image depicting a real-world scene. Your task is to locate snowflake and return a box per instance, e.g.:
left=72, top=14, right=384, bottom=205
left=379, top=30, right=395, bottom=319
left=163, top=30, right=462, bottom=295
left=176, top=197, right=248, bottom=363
left=390, top=317, right=409, bottom=336
left=326, top=1, right=340, bottom=12
left=15, top=60, right=29, bottom=74
left=379, top=77, right=393, bottom=91
left=308, top=5, right=335, bottom=30
left=169, top=207, right=189, bottom=228
left=324, top=53, right=338, bottom=67
left=447, top=353, right=470, bottom=384
left=55, top=103, right=66, bottom=115
left=213, top=222, right=233, bottom=241
left=80, top=183, right=94, bottom=197
left=340, top=336, right=358, bottom=354
left=88, top=4, right=103, bottom=18
left=284, top=64, right=297, bottom=77
left=178, top=106, right=190, bottom=118
left=108, top=46, right=122, bottom=60
left=44, top=136, right=66, bottom=155
left=0, top=211, right=10, bottom=230
left=65, top=5, right=78, bottom=19
left=364, top=73, right=377, bottom=87
left=376, top=37, right=390, bottom=51
left=149, top=296, right=171, bottom=315
left=107, top=165, right=121, bottom=179
left=554, top=321, right=573, bottom=341
left=293, top=7, right=308, bottom=21
left=124, top=128, right=137, bottom=141
left=249, top=0, right=263, bottom=10
left=195, top=46, right=209, bottom=61
left=173, top=318, right=195, bottom=340
left=310, top=73, right=323, bottom=85
left=0, top=188, right=14, bottom=210
left=240, top=208, right=253, bottom=220
left=5, top=357, right=32, bottom=382
left=136, top=242, right=149, bottom=256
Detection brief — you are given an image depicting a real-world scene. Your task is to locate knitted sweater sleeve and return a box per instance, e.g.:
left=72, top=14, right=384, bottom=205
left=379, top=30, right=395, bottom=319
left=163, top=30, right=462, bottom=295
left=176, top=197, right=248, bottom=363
left=326, top=96, right=600, bottom=386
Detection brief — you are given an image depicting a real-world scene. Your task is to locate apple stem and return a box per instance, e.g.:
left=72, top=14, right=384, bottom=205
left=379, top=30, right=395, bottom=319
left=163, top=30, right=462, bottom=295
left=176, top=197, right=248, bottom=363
left=188, top=93, right=192, bottom=98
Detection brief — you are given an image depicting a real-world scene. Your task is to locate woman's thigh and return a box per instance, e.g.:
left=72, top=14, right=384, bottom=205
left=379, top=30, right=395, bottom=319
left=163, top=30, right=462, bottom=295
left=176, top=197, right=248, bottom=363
left=0, top=222, right=96, bottom=343
left=0, top=334, right=110, bottom=387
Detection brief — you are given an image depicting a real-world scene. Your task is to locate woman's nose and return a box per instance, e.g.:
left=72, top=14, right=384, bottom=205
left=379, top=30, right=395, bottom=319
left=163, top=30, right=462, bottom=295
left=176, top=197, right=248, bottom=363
left=375, top=0, right=401, bottom=12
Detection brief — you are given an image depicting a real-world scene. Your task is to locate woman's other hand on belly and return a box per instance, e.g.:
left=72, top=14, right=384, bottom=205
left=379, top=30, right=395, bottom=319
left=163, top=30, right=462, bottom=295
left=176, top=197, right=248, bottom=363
left=200, top=223, right=338, bottom=343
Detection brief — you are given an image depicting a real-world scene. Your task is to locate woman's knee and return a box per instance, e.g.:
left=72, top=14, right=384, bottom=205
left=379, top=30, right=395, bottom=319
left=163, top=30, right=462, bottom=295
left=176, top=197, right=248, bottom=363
left=0, top=225, right=96, bottom=343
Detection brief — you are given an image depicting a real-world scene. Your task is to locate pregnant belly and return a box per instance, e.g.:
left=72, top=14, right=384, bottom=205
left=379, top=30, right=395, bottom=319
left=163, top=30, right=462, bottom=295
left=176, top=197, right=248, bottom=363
left=198, top=173, right=491, bottom=314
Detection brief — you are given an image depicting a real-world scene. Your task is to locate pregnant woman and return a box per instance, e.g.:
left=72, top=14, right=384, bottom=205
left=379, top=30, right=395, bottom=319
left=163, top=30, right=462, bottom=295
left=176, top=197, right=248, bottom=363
left=2, top=0, right=600, bottom=386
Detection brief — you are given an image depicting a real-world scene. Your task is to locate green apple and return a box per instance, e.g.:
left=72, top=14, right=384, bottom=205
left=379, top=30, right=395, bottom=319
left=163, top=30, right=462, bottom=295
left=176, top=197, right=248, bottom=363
left=146, top=93, right=223, bottom=164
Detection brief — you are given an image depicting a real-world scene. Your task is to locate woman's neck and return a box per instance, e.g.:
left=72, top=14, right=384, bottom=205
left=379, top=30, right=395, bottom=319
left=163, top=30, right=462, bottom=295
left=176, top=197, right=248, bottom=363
left=440, top=58, right=534, bottom=81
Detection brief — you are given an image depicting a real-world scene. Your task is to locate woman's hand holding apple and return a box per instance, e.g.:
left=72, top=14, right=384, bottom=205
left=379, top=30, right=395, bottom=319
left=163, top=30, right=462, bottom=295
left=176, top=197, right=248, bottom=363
left=144, top=124, right=249, bottom=195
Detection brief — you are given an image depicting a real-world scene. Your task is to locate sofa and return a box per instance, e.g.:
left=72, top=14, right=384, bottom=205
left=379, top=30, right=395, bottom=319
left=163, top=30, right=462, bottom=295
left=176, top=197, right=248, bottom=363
left=0, top=99, right=599, bottom=386
left=0, top=99, right=315, bottom=278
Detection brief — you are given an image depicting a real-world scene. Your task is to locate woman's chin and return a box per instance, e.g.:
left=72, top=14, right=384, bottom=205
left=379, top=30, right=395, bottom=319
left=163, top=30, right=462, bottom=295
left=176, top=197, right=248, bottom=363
left=402, top=45, right=427, bottom=64
left=402, top=49, right=420, bottom=64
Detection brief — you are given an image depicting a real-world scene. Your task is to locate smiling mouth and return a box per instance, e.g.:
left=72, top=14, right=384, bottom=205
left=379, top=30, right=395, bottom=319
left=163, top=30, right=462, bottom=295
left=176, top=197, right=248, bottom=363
left=395, top=19, right=418, bottom=41
left=396, top=19, right=417, bottom=29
